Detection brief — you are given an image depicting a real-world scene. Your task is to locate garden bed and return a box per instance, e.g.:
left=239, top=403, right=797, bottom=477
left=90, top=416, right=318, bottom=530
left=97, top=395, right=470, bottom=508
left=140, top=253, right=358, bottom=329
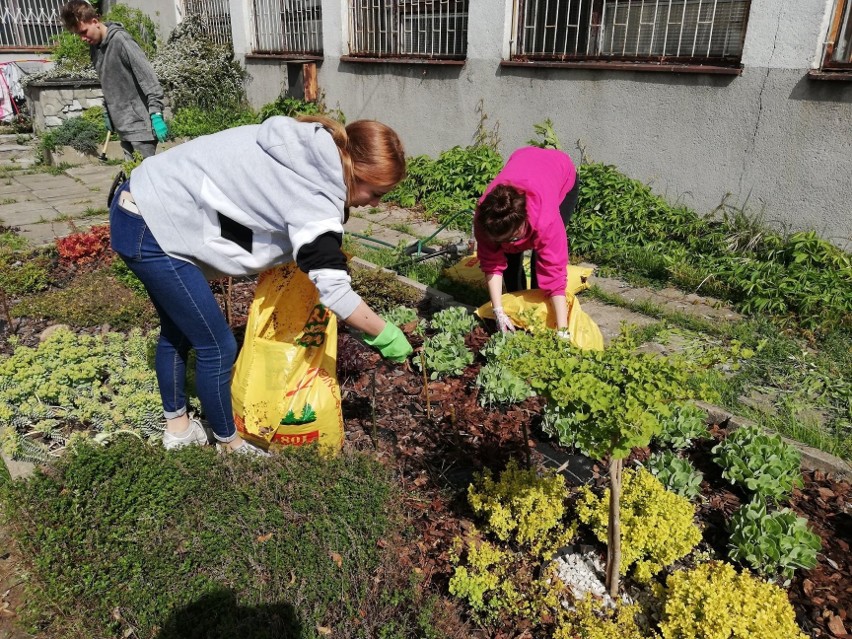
left=1, top=244, right=849, bottom=637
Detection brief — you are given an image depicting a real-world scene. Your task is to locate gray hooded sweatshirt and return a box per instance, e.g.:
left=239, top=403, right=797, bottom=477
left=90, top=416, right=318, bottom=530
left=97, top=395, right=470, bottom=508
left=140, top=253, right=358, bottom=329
left=129, top=116, right=363, bottom=319
left=91, top=22, right=164, bottom=142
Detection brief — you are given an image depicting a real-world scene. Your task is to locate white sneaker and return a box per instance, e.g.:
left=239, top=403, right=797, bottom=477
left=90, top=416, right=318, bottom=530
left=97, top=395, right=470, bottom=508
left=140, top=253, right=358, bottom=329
left=228, top=440, right=270, bottom=457
left=162, top=418, right=209, bottom=450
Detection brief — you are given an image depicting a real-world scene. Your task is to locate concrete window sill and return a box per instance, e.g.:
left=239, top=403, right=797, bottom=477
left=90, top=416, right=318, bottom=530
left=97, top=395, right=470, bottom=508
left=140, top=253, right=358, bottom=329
left=500, top=59, right=743, bottom=75
left=340, top=56, right=465, bottom=66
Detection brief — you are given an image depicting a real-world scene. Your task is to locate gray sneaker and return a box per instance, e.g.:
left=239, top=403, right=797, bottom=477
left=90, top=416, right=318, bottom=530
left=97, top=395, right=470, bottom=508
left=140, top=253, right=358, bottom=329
left=162, top=418, right=209, bottom=450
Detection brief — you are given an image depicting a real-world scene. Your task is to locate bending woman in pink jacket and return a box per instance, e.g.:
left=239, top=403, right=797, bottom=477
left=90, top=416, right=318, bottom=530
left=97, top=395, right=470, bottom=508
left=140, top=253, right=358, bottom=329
left=473, top=146, right=579, bottom=334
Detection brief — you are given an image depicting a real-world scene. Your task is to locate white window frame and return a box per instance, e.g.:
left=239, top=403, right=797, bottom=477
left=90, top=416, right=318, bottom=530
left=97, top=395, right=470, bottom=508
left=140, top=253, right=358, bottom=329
left=0, top=0, right=64, bottom=50
left=251, top=0, right=323, bottom=56
left=181, top=0, right=234, bottom=48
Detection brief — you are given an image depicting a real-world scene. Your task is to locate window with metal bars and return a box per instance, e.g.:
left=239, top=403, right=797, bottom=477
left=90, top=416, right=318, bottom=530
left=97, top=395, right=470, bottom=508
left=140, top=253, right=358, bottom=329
left=511, top=0, right=750, bottom=66
left=252, top=0, right=323, bottom=55
left=0, top=0, right=64, bottom=50
left=182, top=0, right=234, bottom=48
left=348, top=0, right=469, bottom=59
left=822, top=0, right=852, bottom=69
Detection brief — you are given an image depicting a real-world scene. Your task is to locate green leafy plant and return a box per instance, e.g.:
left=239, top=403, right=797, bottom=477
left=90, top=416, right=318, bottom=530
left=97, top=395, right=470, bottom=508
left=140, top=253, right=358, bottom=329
left=169, top=105, right=258, bottom=137
left=658, top=562, right=808, bottom=639
left=527, top=119, right=562, bottom=150
left=475, top=363, right=532, bottom=407
left=655, top=402, right=711, bottom=450
left=414, top=332, right=473, bottom=380
left=0, top=248, right=51, bottom=296
left=380, top=305, right=419, bottom=327
left=576, top=467, right=702, bottom=583
left=428, top=305, right=478, bottom=336
left=350, top=265, right=423, bottom=313
left=645, top=450, right=704, bottom=500
left=712, top=424, right=802, bottom=501
left=727, top=497, right=821, bottom=579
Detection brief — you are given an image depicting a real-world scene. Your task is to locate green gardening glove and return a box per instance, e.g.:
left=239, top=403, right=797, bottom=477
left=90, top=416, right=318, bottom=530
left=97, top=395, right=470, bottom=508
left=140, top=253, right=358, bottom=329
left=363, top=323, right=413, bottom=363
left=150, top=113, right=169, bottom=142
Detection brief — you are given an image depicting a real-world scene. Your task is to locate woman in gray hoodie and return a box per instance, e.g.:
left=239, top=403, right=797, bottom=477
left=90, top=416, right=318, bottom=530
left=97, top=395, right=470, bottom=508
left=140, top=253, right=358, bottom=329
left=109, top=115, right=413, bottom=455
left=61, top=0, right=167, bottom=159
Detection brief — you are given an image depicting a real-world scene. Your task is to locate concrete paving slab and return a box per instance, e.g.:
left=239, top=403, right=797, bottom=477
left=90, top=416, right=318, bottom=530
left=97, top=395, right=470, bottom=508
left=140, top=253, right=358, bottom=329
left=0, top=201, right=60, bottom=225
left=0, top=181, right=32, bottom=196
left=580, top=299, right=658, bottom=345
left=9, top=173, right=80, bottom=189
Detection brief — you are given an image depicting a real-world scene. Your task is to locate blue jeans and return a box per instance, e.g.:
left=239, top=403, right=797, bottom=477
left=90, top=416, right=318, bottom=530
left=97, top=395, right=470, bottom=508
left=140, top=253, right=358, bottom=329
left=109, top=180, right=237, bottom=442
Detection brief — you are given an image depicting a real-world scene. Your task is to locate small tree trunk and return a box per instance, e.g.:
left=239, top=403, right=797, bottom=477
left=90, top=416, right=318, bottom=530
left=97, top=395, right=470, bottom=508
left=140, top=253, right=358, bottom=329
left=606, top=456, right=623, bottom=597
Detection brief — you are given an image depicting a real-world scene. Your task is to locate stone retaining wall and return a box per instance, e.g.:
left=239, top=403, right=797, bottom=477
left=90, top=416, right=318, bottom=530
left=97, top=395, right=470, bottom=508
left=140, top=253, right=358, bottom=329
left=24, top=80, right=105, bottom=133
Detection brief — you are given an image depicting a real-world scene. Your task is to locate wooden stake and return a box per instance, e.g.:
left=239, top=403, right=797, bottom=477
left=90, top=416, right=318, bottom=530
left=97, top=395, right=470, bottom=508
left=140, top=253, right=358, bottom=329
left=303, top=62, right=318, bottom=102
left=606, top=456, right=623, bottom=597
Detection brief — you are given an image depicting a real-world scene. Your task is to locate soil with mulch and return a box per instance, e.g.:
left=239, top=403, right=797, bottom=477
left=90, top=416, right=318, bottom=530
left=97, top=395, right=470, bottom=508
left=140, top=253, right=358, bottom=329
left=1, top=275, right=850, bottom=638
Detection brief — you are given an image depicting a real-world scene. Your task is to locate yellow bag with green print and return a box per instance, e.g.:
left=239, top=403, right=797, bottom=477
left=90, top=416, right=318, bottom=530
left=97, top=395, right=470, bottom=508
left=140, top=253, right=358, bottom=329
left=231, top=263, right=343, bottom=453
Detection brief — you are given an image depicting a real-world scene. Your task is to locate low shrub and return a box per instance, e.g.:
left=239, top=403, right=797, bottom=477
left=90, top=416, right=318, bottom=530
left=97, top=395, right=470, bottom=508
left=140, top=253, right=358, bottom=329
left=39, top=116, right=102, bottom=157
left=554, top=598, right=647, bottom=639
left=428, top=305, right=478, bottom=336
left=646, top=450, right=704, bottom=501
left=350, top=265, right=422, bottom=313
left=658, top=562, right=808, bottom=639
left=169, top=105, right=258, bottom=138
left=576, top=467, right=702, bottom=582
left=467, top=460, right=575, bottom=556
left=414, top=332, right=473, bottom=379
left=712, top=424, right=802, bottom=501
left=0, top=438, right=398, bottom=638
left=11, top=269, right=156, bottom=329
left=727, top=498, right=821, bottom=579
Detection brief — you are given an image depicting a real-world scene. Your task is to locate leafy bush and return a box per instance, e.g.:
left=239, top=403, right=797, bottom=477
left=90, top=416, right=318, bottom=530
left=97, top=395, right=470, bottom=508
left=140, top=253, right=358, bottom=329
left=655, top=403, right=710, bottom=450
left=12, top=269, right=156, bottom=329
left=414, top=332, right=473, bottom=379
left=0, top=328, right=161, bottom=461
left=467, top=460, right=575, bottom=556
left=384, top=145, right=503, bottom=232
left=169, top=105, right=258, bottom=138
left=712, top=424, right=802, bottom=501
left=554, top=598, right=647, bottom=639
left=475, top=363, right=531, bottom=407
left=0, top=438, right=397, bottom=638
left=646, top=450, right=704, bottom=500
left=428, top=305, right=478, bottom=336
left=153, top=16, right=247, bottom=111
left=574, top=162, right=852, bottom=332
left=658, top=562, right=808, bottom=639
left=0, top=249, right=51, bottom=296
left=576, top=467, right=702, bottom=582
left=727, top=498, right=821, bottom=579
left=39, top=116, right=102, bottom=156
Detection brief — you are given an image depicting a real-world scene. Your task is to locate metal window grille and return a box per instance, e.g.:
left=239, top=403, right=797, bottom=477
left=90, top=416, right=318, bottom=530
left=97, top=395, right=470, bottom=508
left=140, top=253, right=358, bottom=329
left=823, top=0, right=852, bottom=67
left=182, top=0, right=233, bottom=47
left=0, top=0, right=65, bottom=49
left=512, top=0, right=750, bottom=64
left=349, top=0, right=469, bottom=59
left=252, top=0, right=323, bottom=55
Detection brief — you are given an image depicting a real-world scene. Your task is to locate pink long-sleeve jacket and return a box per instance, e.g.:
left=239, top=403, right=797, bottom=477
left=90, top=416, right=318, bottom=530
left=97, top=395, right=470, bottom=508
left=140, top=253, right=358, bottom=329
left=473, top=147, right=576, bottom=298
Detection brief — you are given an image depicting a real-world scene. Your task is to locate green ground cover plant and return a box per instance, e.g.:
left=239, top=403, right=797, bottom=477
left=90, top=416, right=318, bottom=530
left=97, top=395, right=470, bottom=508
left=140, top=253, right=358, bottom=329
left=0, top=437, right=398, bottom=639
left=645, top=451, right=704, bottom=501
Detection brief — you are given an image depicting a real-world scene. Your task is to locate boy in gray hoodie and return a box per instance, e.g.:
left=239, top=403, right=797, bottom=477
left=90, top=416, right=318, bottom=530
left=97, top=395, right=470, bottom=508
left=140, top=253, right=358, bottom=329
left=61, top=0, right=167, bottom=159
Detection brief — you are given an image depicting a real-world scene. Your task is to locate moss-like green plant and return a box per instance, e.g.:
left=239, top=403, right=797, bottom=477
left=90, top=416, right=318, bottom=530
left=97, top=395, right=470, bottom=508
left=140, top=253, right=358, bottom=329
left=576, top=467, right=702, bottom=583
left=658, top=562, right=808, bottom=639
left=467, top=460, right=575, bottom=556
left=712, top=424, right=802, bottom=501
left=0, top=249, right=51, bottom=296
left=12, top=269, right=155, bottom=329
left=350, top=265, right=422, bottom=313
left=727, top=497, right=821, bottom=579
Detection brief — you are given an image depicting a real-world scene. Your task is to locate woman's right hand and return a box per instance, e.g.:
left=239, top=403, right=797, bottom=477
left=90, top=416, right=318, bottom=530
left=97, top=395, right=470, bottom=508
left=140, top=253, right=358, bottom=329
left=493, top=306, right=516, bottom=333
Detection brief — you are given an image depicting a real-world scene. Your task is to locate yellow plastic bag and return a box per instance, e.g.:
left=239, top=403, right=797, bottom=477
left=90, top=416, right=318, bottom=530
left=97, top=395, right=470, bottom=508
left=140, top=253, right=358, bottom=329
left=444, top=252, right=593, bottom=296
left=231, top=263, right=343, bottom=453
left=476, top=289, right=604, bottom=351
